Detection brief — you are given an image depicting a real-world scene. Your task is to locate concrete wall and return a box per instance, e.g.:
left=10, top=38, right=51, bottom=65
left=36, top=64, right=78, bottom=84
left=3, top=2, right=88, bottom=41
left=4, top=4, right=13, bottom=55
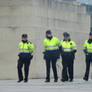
left=91, top=15, right=92, bottom=30
left=0, top=0, right=90, bottom=79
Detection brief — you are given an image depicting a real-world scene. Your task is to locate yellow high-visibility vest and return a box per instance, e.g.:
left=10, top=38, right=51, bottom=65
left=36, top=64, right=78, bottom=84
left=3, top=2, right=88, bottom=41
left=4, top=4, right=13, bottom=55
left=60, top=40, right=77, bottom=52
left=43, top=37, right=60, bottom=51
left=18, top=41, right=34, bottom=53
left=84, top=40, right=92, bottom=53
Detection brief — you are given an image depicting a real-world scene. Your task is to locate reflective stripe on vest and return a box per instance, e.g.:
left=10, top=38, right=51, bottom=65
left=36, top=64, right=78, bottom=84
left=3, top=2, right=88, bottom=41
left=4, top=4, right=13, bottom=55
left=45, top=46, right=58, bottom=50
left=84, top=40, right=92, bottom=53
left=87, top=49, right=92, bottom=53
left=19, top=49, right=32, bottom=53
left=63, top=48, right=72, bottom=52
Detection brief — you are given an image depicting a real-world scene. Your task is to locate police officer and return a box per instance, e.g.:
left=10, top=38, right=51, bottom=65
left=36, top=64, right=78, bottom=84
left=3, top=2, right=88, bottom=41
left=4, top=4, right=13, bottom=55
left=17, top=34, right=34, bottom=83
left=83, top=32, right=92, bottom=81
left=43, top=30, right=60, bottom=82
left=59, top=32, right=77, bottom=82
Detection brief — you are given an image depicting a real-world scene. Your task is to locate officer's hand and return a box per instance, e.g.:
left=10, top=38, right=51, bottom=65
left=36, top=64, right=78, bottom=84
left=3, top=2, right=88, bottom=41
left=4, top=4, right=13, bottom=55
left=43, top=52, right=45, bottom=54
left=86, top=53, right=88, bottom=55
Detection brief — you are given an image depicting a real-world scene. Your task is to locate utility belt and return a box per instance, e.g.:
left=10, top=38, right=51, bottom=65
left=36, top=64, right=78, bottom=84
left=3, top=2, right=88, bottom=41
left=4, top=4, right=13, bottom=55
left=18, top=52, right=33, bottom=59
left=86, top=53, right=92, bottom=61
left=43, top=49, right=60, bottom=59
left=62, top=51, right=73, bottom=54
left=44, top=49, right=60, bottom=56
left=86, top=53, right=92, bottom=56
left=46, top=49, right=59, bottom=52
left=61, top=51, right=75, bottom=59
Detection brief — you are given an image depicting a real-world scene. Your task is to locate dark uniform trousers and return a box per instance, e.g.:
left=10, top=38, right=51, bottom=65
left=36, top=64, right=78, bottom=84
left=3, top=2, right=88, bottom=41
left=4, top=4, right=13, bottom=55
left=62, top=53, right=74, bottom=80
left=17, top=53, right=32, bottom=81
left=46, top=58, right=58, bottom=80
left=84, top=54, right=92, bottom=79
left=44, top=50, right=59, bottom=80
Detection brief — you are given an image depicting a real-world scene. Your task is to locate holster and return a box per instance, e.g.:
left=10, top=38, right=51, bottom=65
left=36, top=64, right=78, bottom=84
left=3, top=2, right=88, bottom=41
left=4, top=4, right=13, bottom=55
left=18, top=53, right=33, bottom=60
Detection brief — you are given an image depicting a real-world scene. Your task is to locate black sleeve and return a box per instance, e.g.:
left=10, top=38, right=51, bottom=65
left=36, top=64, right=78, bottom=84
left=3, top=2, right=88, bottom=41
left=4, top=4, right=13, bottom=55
left=59, top=46, right=63, bottom=53
left=83, top=49, right=87, bottom=54
left=72, top=50, right=77, bottom=54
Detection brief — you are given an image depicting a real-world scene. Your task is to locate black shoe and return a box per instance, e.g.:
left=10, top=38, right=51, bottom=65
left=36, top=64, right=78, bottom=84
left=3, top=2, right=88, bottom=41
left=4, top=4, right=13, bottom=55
left=54, top=79, right=58, bottom=82
left=69, top=79, right=73, bottom=82
left=24, top=80, right=28, bottom=83
left=45, top=79, right=50, bottom=82
left=66, top=78, right=68, bottom=81
left=17, top=79, right=23, bottom=83
left=61, top=78, right=68, bottom=82
left=83, top=77, right=88, bottom=81
left=24, top=79, right=28, bottom=83
left=61, top=79, right=66, bottom=82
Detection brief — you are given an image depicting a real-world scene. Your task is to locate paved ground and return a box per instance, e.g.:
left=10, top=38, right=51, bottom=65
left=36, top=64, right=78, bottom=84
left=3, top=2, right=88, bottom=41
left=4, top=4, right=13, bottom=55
left=0, top=79, right=92, bottom=92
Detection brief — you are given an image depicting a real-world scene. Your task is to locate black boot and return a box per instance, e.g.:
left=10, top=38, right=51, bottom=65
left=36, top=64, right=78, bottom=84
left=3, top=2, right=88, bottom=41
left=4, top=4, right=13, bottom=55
left=24, top=79, right=28, bottom=83
left=45, top=79, right=50, bottom=82
left=17, top=79, right=23, bottom=83
left=83, top=77, right=88, bottom=81
left=61, top=78, right=68, bottom=82
left=61, top=79, right=66, bottom=82
left=54, top=79, right=58, bottom=82
left=69, top=79, right=73, bottom=82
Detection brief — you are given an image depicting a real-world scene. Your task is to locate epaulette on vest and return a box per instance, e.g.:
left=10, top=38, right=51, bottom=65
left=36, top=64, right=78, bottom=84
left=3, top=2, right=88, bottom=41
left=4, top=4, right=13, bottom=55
left=70, top=42, right=72, bottom=45
left=28, top=41, right=32, bottom=44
